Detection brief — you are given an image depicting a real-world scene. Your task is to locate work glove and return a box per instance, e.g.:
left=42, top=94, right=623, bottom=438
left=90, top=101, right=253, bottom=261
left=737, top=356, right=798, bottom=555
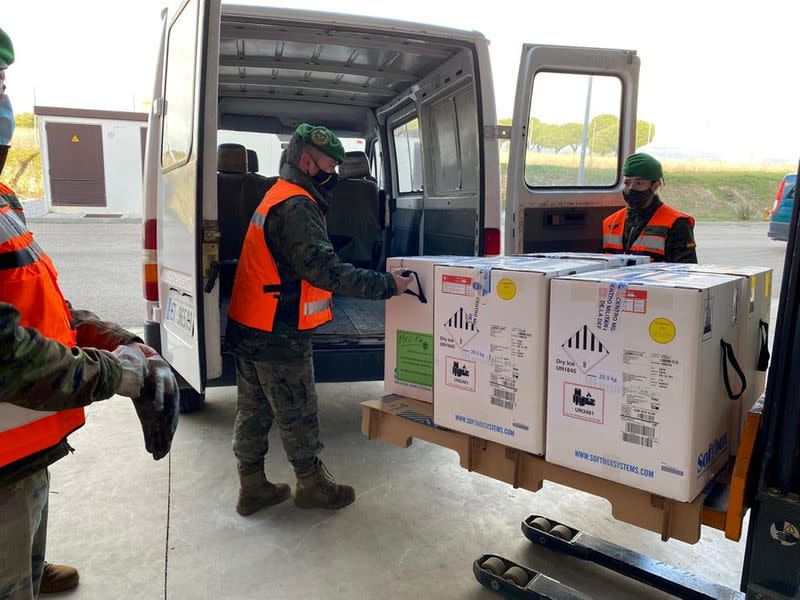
left=132, top=355, right=180, bottom=461
left=111, top=344, right=147, bottom=398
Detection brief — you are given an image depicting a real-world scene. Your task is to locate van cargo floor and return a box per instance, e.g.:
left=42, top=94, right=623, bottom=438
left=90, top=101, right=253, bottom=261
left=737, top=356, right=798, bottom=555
left=314, top=296, right=385, bottom=340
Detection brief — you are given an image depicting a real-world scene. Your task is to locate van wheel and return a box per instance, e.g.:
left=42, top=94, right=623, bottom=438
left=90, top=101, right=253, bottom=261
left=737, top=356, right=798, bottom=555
left=179, top=388, right=206, bottom=413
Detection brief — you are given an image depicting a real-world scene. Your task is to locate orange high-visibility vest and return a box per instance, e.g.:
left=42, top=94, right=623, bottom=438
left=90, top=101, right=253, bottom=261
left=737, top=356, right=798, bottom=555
left=602, top=203, right=694, bottom=260
left=0, top=182, right=85, bottom=469
left=228, top=179, right=334, bottom=332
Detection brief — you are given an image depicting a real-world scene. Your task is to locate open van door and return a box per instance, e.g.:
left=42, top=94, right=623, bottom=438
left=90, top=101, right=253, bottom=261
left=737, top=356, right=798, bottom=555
left=155, top=0, right=221, bottom=393
left=505, top=45, right=640, bottom=254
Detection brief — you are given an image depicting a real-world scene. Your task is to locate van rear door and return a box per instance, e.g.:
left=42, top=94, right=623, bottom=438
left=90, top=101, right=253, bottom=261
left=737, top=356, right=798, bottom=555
left=156, top=0, right=221, bottom=391
left=505, top=45, right=640, bottom=254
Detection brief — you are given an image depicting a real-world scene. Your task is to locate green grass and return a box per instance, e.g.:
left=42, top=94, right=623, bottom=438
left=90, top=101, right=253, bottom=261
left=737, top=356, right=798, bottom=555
left=499, top=162, right=788, bottom=222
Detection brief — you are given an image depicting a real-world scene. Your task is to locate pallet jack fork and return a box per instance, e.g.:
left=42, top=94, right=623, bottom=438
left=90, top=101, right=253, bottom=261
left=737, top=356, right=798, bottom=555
left=475, top=514, right=746, bottom=599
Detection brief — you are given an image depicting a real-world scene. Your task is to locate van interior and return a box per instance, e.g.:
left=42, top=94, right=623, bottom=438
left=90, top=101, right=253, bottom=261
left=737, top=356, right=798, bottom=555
left=211, top=9, right=489, bottom=380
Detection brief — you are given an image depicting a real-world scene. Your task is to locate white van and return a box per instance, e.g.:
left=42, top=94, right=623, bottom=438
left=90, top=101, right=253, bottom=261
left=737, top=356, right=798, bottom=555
left=141, top=0, right=640, bottom=411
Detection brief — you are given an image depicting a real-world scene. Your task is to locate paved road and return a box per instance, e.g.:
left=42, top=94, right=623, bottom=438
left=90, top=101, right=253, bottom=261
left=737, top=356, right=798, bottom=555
left=29, top=221, right=788, bottom=330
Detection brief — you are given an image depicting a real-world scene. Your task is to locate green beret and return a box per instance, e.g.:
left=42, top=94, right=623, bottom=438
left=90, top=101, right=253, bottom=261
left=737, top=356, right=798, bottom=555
left=0, top=27, right=14, bottom=69
left=622, top=153, right=663, bottom=181
left=295, top=123, right=345, bottom=164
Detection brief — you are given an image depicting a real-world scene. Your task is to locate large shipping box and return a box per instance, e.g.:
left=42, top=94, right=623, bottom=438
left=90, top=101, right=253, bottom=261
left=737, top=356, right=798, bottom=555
left=546, top=268, right=742, bottom=501
left=433, top=258, right=602, bottom=454
left=634, top=263, right=772, bottom=454
left=520, top=252, right=651, bottom=268
left=384, top=256, right=482, bottom=402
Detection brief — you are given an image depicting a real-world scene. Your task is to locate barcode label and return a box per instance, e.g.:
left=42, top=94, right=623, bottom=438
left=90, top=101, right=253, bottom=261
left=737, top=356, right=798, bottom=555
left=491, top=387, right=515, bottom=410
left=632, top=410, right=656, bottom=423
left=622, top=432, right=654, bottom=447
left=490, top=374, right=515, bottom=389
left=625, top=422, right=656, bottom=438
left=661, top=464, right=685, bottom=477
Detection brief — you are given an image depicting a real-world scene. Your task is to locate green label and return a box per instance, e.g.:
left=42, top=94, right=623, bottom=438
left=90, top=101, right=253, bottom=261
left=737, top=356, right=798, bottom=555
left=396, top=330, right=434, bottom=387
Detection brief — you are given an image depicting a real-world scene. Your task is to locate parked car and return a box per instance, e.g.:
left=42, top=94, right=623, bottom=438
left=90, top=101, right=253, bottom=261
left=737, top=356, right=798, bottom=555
left=768, top=174, right=797, bottom=241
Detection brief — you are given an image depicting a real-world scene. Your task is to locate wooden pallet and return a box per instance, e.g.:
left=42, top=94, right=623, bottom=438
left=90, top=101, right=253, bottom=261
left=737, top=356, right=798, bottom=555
left=362, top=395, right=762, bottom=545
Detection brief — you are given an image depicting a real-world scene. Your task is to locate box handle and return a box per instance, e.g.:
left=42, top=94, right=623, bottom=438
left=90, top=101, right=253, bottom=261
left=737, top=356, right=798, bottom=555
left=757, top=320, right=770, bottom=372
left=401, top=270, right=428, bottom=304
left=721, top=339, right=747, bottom=400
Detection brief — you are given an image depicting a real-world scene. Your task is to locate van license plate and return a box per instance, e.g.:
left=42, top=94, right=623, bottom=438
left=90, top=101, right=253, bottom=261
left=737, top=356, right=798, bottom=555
left=166, top=293, right=194, bottom=337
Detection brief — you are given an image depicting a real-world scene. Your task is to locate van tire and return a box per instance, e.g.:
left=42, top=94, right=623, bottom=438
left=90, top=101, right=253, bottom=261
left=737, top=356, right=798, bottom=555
left=179, top=388, right=206, bottom=413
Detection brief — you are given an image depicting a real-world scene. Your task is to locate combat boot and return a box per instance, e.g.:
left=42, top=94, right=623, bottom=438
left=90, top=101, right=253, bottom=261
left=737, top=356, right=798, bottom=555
left=236, top=467, right=291, bottom=516
left=39, top=562, right=79, bottom=593
left=294, top=460, right=355, bottom=510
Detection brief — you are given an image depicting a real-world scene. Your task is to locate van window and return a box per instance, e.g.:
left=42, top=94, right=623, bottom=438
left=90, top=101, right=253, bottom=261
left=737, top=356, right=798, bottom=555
left=393, top=118, right=423, bottom=194
left=372, top=140, right=384, bottom=189
left=161, top=0, right=199, bottom=171
left=525, top=72, right=623, bottom=188
left=428, top=90, right=479, bottom=195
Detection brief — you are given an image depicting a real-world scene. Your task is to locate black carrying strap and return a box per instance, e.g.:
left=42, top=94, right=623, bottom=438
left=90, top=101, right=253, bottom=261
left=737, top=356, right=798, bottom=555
left=401, top=269, right=427, bottom=304
left=757, top=319, right=771, bottom=372
left=721, top=339, right=747, bottom=401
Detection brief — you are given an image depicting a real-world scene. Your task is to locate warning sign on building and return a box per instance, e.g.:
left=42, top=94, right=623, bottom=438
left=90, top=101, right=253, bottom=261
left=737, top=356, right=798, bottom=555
left=562, top=324, right=609, bottom=373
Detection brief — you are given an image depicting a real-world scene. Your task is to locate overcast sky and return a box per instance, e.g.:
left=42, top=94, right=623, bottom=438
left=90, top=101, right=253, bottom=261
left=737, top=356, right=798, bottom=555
left=3, top=0, right=798, bottom=163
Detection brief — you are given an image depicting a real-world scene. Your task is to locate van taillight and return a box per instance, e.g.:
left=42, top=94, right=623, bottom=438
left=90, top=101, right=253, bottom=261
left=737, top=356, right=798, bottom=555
left=143, top=219, right=159, bottom=301
left=772, top=179, right=788, bottom=216
left=484, top=228, right=501, bottom=256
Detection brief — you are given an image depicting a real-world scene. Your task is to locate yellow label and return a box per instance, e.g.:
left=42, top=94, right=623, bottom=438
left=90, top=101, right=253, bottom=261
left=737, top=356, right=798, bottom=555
left=71, top=135, right=79, bottom=143
left=765, top=271, right=772, bottom=298
left=649, top=318, right=676, bottom=344
left=496, top=278, right=517, bottom=301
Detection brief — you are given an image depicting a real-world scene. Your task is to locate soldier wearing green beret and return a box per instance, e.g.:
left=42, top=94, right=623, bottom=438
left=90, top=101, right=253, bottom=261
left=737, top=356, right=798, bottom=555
left=602, top=152, right=698, bottom=263
left=226, top=124, right=413, bottom=514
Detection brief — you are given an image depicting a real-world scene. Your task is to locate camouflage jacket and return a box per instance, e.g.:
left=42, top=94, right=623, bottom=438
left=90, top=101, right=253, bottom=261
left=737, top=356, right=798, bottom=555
left=226, top=163, right=396, bottom=361
left=0, top=185, right=141, bottom=483
left=622, top=196, right=698, bottom=263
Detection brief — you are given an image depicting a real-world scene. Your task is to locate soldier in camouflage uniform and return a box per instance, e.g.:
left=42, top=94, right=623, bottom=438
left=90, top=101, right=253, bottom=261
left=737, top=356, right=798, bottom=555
left=226, top=124, right=413, bottom=515
left=603, top=153, right=698, bottom=263
left=0, top=28, right=175, bottom=599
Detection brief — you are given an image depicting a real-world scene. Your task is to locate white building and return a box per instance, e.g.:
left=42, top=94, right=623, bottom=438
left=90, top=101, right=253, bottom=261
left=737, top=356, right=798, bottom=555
left=35, top=106, right=147, bottom=217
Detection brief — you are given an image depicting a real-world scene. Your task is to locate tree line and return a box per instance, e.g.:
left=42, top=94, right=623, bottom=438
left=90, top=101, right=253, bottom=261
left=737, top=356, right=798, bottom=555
left=498, top=115, right=655, bottom=155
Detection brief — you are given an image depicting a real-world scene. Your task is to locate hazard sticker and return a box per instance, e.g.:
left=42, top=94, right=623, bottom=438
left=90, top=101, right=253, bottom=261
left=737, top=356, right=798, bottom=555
left=441, top=275, right=472, bottom=295
left=444, top=306, right=479, bottom=349
left=563, top=382, right=604, bottom=423
left=562, top=325, right=610, bottom=373
left=445, top=356, right=476, bottom=391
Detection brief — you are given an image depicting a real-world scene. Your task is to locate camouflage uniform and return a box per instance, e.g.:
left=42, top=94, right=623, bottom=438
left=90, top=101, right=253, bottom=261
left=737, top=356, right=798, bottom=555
left=227, top=163, right=396, bottom=470
left=620, top=196, right=698, bottom=263
left=0, top=188, right=138, bottom=600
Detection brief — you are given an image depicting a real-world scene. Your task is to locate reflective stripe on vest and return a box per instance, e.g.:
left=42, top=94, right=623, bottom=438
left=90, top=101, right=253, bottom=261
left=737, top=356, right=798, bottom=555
left=0, top=184, right=85, bottom=468
left=227, top=179, right=334, bottom=332
left=602, top=204, right=694, bottom=258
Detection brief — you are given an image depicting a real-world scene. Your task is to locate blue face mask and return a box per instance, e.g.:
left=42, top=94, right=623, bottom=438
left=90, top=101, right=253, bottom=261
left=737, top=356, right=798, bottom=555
left=0, top=91, right=14, bottom=147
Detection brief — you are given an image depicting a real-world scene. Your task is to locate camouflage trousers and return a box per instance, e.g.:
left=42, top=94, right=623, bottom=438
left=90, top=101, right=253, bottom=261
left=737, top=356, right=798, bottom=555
left=232, top=353, right=323, bottom=472
left=0, top=468, right=49, bottom=600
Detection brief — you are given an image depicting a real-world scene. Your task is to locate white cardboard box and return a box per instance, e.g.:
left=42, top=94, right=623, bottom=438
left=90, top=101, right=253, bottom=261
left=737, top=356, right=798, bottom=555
left=520, top=252, right=651, bottom=268
left=433, top=257, right=603, bottom=454
left=384, top=256, right=484, bottom=402
left=633, top=263, right=772, bottom=454
left=546, top=269, right=741, bottom=501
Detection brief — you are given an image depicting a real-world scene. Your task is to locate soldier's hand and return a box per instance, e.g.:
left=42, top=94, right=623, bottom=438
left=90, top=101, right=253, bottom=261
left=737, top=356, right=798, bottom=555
left=390, top=268, right=415, bottom=296
left=128, top=342, right=160, bottom=358
left=111, top=345, right=147, bottom=398
left=132, top=356, right=180, bottom=460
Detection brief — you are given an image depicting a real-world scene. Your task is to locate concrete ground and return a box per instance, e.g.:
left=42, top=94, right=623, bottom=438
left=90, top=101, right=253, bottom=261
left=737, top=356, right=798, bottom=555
left=31, top=222, right=786, bottom=599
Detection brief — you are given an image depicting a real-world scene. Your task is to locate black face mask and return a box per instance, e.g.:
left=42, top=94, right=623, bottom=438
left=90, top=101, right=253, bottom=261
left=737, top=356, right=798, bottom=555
left=622, top=187, right=653, bottom=210
left=312, top=159, right=339, bottom=192
left=0, top=145, right=8, bottom=176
